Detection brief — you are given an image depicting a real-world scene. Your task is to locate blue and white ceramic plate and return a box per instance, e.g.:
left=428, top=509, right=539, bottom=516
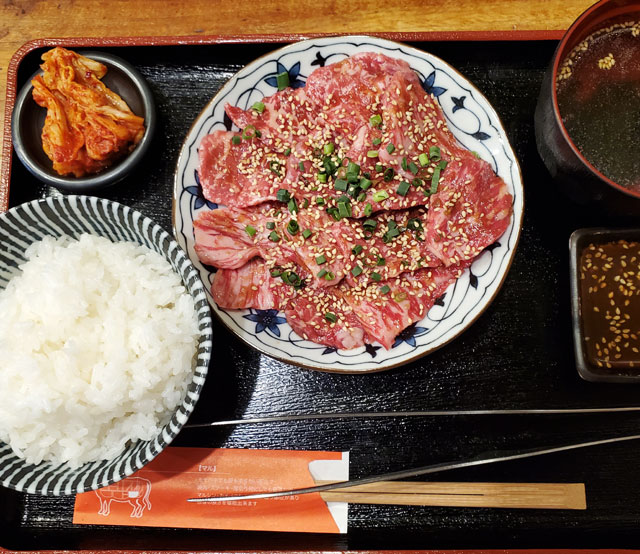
left=173, top=36, right=523, bottom=373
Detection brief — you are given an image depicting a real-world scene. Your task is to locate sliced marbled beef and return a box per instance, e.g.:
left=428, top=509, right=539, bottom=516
left=197, top=52, right=485, bottom=214
left=195, top=51, right=514, bottom=350
left=211, top=256, right=466, bottom=350
left=194, top=203, right=442, bottom=288
left=424, top=156, right=513, bottom=266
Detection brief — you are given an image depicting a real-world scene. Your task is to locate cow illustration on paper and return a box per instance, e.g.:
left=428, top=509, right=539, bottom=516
left=95, top=477, right=152, bottom=518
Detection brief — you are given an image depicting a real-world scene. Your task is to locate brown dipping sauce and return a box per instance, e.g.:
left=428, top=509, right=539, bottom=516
left=580, top=240, right=640, bottom=370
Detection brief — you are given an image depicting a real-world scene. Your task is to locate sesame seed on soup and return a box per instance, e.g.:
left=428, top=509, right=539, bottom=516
left=556, top=20, right=640, bottom=193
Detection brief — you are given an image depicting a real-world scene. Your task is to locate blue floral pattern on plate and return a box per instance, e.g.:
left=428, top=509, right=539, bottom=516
left=264, top=61, right=306, bottom=89
left=173, top=36, right=523, bottom=373
left=243, top=309, right=287, bottom=337
left=186, top=170, right=217, bottom=210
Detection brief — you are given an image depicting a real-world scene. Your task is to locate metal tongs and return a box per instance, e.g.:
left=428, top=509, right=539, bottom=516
left=185, top=405, right=640, bottom=503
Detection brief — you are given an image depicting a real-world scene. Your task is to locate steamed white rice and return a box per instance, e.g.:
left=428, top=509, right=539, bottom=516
left=0, top=233, right=199, bottom=468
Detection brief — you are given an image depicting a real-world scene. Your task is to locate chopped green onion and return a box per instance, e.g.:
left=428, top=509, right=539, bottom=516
left=375, top=163, right=384, bottom=172
left=326, top=207, right=340, bottom=221
left=317, top=268, right=328, bottom=278
left=316, top=196, right=326, bottom=206
left=269, top=160, right=281, bottom=176
left=323, top=157, right=337, bottom=176
left=284, top=147, right=291, bottom=156
left=245, top=225, right=256, bottom=237
left=251, top=101, right=265, bottom=113
left=298, top=161, right=305, bottom=172
left=351, top=265, right=363, bottom=277
left=338, top=201, right=352, bottom=219
left=271, top=269, right=282, bottom=277
left=359, top=177, right=372, bottom=190
left=376, top=256, right=386, bottom=266
left=315, top=254, right=327, bottom=265
left=352, top=244, right=363, bottom=256
left=346, top=161, right=360, bottom=177
left=418, top=152, right=429, bottom=166
left=394, top=291, right=408, bottom=302
left=363, top=219, right=378, bottom=231
left=369, top=114, right=382, bottom=127
left=380, top=285, right=391, bottom=294
left=408, top=161, right=419, bottom=175
left=372, top=137, right=382, bottom=146
left=231, top=135, right=241, bottom=145
left=383, top=223, right=401, bottom=243
left=317, top=172, right=328, bottom=183
left=302, top=228, right=312, bottom=239
left=334, top=178, right=348, bottom=192
left=367, top=150, right=379, bottom=158
left=287, top=219, right=299, bottom=235
left=325, top=312, right=337, bottom=323
left=276, top=71, right=290, bottom=91
left=276, top=188, right=291, bottom=203
left=383, top=230, right=400, bottom=243
left=386, top=143, right=395, bottom=154
left=324, top=142, right=335, bottom=155
left=324, top=271, right=335, bottom=281
left=242, top=125, right=258, bottom=140
left=429, top=145, right=441, bottom=161
left=371, top=272, right=382, bottom=281
left=287, top=198, right=298, bottom=213
left=401, top=157, right=408, bottom=171
left=347, top=184, right=360, bottom=198
left=407, top=218, right=423, bottom=232
left=396, top=181, right=411, bottom=196
left=412, top=177, right=424, bottom=188
left=356, top=192, right=367, bottom=202
left=269, top=231, right=281, bottom=242
left=364, top=203, right=373, bottom=216
left=373, top=190, right=389, bottom=202
left=383, top=168, right=395, bottom=181
left=302, top=198, right=309, bottom=209
left=429, top=159, right=448, bottom=195
left=282, top=270, right=303, bottom=288
left=472, top=151, right=481, bottom=158
left=266, top=221, right=275, bottom=230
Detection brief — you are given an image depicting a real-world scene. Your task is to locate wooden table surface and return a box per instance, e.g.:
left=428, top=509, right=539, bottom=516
left=0, top=0, right=594, bottom=178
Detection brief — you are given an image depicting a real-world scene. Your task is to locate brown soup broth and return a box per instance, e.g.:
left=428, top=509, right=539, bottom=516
left=556, top=21, right=640, bottom=192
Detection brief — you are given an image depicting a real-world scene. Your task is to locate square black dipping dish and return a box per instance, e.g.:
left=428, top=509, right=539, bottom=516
left=570, top=228, right=640, bottom=383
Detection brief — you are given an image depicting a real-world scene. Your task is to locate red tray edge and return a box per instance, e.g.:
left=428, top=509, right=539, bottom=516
left=0, top=547, right=640, bottom=554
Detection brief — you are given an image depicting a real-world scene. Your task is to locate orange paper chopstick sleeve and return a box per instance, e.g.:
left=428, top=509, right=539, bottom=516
left=73, top=447, right=343, bottom=534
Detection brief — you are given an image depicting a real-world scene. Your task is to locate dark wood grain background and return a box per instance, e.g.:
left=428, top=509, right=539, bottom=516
left=4, top=39, right=640, bottom=551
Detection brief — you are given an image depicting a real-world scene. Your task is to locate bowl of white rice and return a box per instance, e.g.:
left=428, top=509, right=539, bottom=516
left=0, top=195, right=212, bottom=495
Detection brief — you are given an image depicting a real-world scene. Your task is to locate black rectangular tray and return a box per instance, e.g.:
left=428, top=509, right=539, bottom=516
left=5, top=38, right=640, bottom=551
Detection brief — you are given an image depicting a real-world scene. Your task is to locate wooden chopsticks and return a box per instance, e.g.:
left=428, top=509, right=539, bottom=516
left=316, top=480, right=586, bottom=509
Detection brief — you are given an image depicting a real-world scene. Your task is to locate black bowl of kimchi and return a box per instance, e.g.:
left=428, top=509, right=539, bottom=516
left=12, top=48, right=156, bottom=192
